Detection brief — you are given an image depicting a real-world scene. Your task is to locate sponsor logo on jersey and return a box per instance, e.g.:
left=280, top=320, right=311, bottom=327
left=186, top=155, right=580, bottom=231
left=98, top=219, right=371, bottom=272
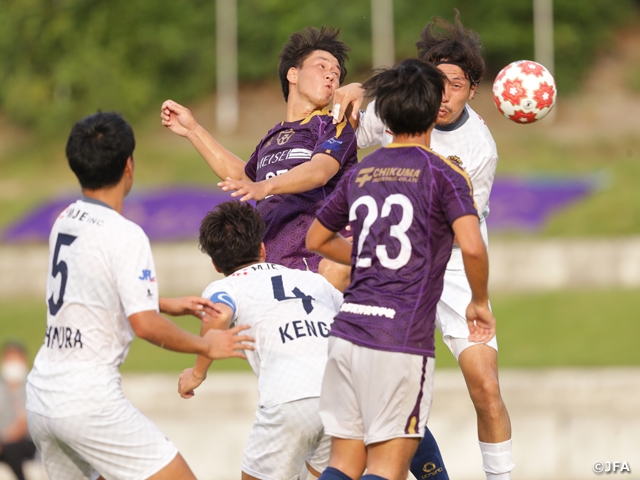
left=355, top=167, right=375, bottom=187
left=279, top=319, right=330, bottom=343
left=321, top=137, right=343, bottom=153
left=44, top=326, right=83, bottom=349
left=277, top=129, right=295, bottom=145
left=447, top=155, right=464, bottom=167
left=138, top=269, right=156, bottom=282
left=421, top=462, right=444, bottom=478
left=257, top=148, right=312, bottom=169
left=65, top=208, right=104, bottom=226
left=371, top=167, right=421, bottom=184
left=340, top=302, right=396, bottom=319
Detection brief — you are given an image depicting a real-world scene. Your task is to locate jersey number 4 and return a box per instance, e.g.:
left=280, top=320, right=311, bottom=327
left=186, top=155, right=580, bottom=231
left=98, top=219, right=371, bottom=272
left=350, top=193, right=414, bottom=270
left=48, top=233, right=77, bottom=316
left=271, top=275, right=314, bottom=314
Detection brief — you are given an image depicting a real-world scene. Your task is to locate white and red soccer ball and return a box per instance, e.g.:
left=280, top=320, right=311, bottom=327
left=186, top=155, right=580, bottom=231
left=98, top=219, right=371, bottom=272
left=492, top=60, right=557, bottom=124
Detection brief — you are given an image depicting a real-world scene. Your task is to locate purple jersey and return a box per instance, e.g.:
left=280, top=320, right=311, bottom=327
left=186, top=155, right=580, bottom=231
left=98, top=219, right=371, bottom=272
left=245, top=110, right=357, bottom=272
left=316, top=144, right=477, bottom=356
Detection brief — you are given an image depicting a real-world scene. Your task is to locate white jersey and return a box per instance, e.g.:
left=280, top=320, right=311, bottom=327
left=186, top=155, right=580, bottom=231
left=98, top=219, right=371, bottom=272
left=357, top=102, right=498, bottom=269
left=202, top=263, right=343, bottom=408
left=27, top=198, right=159, bottom=418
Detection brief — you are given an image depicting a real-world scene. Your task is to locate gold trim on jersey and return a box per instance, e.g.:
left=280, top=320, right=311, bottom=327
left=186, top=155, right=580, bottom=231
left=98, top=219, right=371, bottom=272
left=278, top=108, right=348, bottom=139
left=384, top=143, right=477, bottom=211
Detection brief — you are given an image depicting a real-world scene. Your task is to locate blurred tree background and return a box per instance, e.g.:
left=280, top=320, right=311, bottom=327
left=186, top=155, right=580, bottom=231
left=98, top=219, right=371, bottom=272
left=0, top=0, right=635, bottom=134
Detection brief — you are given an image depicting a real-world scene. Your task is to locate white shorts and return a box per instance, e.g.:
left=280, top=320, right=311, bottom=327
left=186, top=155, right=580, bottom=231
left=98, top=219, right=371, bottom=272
left=242, top=397, right=331, bottom=480
left=27, top=399, right=178, bottom=480
left=437, top=267, right=498, bottom=360
left=319, top=337, right=435, bottom=445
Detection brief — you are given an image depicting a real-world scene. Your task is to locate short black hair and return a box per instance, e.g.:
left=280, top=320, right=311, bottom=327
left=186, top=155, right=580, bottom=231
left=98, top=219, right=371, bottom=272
left=66, top=112, right=135, bottom=190
left=363, top=59, right=445, bottom=136
left=416, top=9, right=485, bottom=86
left=199, top=201, right=266, bottom=276
left=278, top=26, right=350, bottom=101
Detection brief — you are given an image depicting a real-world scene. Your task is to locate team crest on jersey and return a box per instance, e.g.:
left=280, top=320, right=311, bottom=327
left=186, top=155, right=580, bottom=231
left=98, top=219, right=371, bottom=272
left=277, top=129, right=295, bottom=145
left=355, top=167, right=374, bottom=187
left=447, top=155, right=464, bottom=167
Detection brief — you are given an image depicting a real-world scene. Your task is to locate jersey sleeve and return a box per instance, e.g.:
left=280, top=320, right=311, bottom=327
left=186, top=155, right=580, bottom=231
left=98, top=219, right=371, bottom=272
left=113, top=227, right=159, bottom=317
left=311, top=116, right=357, bottom=167
left=201, top=280, right=239, bottom=323
left=356, top=101, right=385, bottom=149
left=244, top=147, right=258, bottom=182
left=435, top=159, right=479, bottom=226
left=465, top=149, right=497, bottom=221
left=315, top=168, right=353, bottom=232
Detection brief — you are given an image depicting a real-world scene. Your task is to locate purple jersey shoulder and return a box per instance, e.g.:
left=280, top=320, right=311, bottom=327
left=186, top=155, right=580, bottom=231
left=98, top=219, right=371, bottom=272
left=245, top=112, right=358, bottom=272
left=318, top=144, right=477, bottom=356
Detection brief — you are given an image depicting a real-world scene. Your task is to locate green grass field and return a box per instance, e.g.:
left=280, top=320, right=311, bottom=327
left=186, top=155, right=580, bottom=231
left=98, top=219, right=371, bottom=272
left=3, top=288, right=639, bottom=372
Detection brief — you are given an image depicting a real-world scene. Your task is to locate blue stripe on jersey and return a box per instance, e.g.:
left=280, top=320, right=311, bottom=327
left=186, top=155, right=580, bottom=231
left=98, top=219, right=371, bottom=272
left=209, top=292, right=236, bottom=313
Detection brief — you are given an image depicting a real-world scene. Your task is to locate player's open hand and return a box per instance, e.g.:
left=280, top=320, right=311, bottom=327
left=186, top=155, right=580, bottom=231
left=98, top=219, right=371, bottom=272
left=178, top=367, right=206, bottom=399
left=218, top=177, right=269, bottom=202
left=161, top=100, right=198, bottom=137
left=332, top=82, right=364, bottom=124
left=204, top=324, right=254, bottom=360
left=465, top=301, right=496, bottom=344
left=159, top=296, right=222, bottom=320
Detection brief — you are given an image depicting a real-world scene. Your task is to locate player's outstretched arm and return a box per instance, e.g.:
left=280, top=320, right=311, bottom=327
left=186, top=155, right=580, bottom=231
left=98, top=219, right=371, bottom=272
left=218, top=153, right=340, bottom=202
left=129, top=310, right=253, bottom=359
left=306, top=219, right=351, bottom=266
left=451, top=214, right=496, bottom=343
left=332, top=82, right=364, bottom=126
left=178, top=303, right=235, bottom=399
left=159, top=296, right=222, bottom=320
left=160, top=99, right=249, bottom=181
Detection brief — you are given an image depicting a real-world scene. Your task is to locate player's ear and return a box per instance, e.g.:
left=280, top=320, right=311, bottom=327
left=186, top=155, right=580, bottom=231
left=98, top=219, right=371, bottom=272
left=259, top=243, right=266, bottom=262
left=468, top=83, right=477, bottom=101
left=287, top=67, right=298, bottom=85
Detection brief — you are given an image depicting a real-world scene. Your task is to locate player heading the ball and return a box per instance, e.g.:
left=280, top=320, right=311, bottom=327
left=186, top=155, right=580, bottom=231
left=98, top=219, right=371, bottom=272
left=306, top=58, right=496, bottom=480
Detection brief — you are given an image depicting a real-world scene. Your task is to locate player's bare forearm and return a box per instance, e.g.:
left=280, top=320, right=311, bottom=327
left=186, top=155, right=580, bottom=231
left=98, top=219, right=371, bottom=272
left=306, top=220, right=352, bottom=265
left=129, top=310, right=210, bottom=355
left=159, top=296, right=221, bottom=319
left=186, top=124, right=249, bottom=181
left=264, top=154, right=340, bottom=195
left=193, top=303, right=234, bottom=378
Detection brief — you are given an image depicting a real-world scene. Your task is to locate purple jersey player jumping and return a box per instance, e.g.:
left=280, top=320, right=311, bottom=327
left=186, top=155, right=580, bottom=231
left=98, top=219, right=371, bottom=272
left=161, top=27, right=357, bottom=275
left=306, top=59, right=496, bottom=480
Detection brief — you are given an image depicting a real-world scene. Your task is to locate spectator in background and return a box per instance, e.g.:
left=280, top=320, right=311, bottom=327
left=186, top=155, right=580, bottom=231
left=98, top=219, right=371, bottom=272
left=0, top=341, right=36, bottom=480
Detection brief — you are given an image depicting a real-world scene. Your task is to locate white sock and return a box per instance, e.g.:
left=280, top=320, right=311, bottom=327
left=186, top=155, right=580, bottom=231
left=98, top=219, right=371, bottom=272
left=480, top=439, right=514, bottom=480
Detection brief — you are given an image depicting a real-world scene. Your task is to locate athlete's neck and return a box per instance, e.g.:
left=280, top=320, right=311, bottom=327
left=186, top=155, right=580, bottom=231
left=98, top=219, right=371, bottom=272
left=392, top=129, right=433, bottom=148
left=285, top=94, right=328, bottom=122
left=81, top=184, right=126, bottom=213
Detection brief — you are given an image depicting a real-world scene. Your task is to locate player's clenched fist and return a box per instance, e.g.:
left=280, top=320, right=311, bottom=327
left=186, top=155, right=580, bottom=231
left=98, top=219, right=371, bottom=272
left=203, top=324, right=254, bottom=360
left=178, top=368, right=205, bottom=399
left=161, top=99, right=198, bottom=137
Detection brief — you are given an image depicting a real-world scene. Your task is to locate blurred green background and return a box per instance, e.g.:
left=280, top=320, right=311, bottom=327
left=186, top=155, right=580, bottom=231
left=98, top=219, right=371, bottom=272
left=1, top=0, right=640, bottom=371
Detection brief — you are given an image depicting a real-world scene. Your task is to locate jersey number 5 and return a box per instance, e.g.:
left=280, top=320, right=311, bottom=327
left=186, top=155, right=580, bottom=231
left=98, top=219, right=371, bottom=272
left=48, top=233, right=77, bottom=316
left=349, top=193, right=414, bottom=270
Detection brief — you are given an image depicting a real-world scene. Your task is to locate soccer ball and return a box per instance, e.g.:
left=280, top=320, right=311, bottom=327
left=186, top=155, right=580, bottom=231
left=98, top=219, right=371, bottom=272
left=492, top=60, right=557, bottom=123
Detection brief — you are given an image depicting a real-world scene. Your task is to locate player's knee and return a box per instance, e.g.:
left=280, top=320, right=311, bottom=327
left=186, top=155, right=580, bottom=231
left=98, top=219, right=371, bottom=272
left=468, top=376, right=503, bottom=413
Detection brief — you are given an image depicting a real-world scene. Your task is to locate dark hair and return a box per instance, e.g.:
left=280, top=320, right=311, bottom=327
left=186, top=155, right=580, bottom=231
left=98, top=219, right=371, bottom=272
left=363, top=59, right=445, bottom=136
left=1, top=339, right=27, bottom=356
left=278, top=26, right=350, bottom=101
left=416, top=9, right=485, bottom=86
left=65, top=111, right=135, bottom=190
left=199, top=201, right=266, bottom=276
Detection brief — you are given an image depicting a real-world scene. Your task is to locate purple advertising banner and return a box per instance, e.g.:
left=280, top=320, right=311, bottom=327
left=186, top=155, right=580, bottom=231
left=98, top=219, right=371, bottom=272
left=1, top=178, right=597, bottom=243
